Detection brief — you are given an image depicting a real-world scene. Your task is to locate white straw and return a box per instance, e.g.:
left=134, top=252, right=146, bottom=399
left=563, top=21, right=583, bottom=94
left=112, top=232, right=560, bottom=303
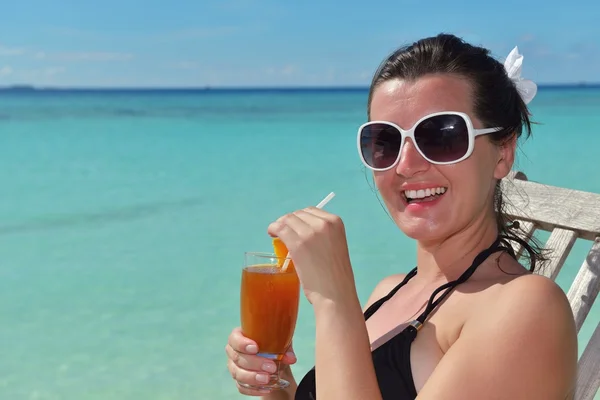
left=281, top=192, right=336, bottom=272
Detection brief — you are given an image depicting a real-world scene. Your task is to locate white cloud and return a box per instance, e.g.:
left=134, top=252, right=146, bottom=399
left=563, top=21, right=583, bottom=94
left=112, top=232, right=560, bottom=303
left=49, top=52, right=134, bottom=62
left=266, top=64, right=298, bottom=76
left=47, top=24, right=240, bottom=42
left=1, top=66, right=66, bottom=85
left=0, top=42, right=134, bottom=63
left=44, top=67, right=66, bottom=76
left=281, top=65, right=296, bottom=76
left=520, top=34, right=535, bottom=43
left=0, top=45, right=26, bottom=56
left=0, top=66, right=13, bottom=76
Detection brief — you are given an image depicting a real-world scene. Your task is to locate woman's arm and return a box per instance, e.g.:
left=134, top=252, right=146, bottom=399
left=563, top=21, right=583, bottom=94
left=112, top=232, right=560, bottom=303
left=266, top=274, right=404, bottom=400
left=265, top=209, right=404, bottom=400
left=415, top=275, right=577, bottom=400
left=308, top=273, right=407, bottom=399
left=313, top=291, right=383, bottom=400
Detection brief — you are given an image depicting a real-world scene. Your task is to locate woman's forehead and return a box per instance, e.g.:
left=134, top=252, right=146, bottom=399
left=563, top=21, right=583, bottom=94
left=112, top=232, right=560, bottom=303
left=370, top=74, right=476, bottom=127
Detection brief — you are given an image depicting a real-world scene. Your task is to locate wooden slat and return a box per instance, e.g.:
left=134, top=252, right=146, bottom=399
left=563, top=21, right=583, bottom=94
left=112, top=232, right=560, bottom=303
left=566, top=238, right=600, bottom=332
left=501, top=178, right=600, bottom=241
left=575, top=321, right=600, bottom=400
left=540, top=228, right=578, bottom=280
left=504, top=171, right=600, bottom=399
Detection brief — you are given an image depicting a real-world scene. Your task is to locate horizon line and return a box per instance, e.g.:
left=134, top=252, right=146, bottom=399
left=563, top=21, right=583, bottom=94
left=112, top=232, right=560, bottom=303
left=1, top=82, right=599, bottom=92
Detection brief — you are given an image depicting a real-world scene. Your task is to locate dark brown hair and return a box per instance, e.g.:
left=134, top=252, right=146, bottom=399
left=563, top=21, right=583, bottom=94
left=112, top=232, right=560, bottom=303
left=367, top=33, right=544, bottom=272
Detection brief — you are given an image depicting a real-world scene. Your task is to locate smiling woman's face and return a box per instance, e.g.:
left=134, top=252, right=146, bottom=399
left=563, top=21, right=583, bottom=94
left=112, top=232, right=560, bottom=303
left=369, top=73, right=515, bottom=243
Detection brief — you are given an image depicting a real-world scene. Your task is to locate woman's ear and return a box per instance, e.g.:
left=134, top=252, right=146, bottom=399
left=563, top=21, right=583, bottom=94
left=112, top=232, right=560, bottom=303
left=494, top=134, right=517, bottom=180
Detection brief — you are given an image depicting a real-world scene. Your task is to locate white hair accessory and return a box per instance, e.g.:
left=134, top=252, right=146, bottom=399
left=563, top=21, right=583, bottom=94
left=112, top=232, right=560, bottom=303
left=504, top=46, right=537, bottom=104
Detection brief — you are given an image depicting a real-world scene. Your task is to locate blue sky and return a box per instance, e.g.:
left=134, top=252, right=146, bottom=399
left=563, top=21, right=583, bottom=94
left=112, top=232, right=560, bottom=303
left=0, top=0, right=598, bottom=87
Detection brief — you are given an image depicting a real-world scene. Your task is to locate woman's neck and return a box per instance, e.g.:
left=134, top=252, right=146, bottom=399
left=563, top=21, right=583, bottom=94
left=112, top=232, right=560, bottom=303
left=415, top=212, right=500, bottom=283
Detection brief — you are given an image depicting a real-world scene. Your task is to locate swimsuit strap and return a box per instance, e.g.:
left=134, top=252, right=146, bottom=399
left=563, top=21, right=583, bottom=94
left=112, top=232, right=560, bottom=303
left=364, top=267, right=418, bottom=321
left=382, top=267, right=418, bottom=302
left=410, top=236, right=510, bottom=330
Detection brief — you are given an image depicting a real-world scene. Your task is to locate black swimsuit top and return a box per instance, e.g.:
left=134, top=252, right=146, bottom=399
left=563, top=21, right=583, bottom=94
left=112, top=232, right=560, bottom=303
left=295, top=237, right=516, bottom=400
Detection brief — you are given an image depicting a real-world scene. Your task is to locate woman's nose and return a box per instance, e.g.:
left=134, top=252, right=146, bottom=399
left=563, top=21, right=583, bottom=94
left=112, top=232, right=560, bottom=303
left=395, top=138, right=430, bottom=177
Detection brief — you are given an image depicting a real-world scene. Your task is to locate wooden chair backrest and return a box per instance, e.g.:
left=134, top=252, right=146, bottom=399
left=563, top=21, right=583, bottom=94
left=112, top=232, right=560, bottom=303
left=502, top=171, right=600, bottom=400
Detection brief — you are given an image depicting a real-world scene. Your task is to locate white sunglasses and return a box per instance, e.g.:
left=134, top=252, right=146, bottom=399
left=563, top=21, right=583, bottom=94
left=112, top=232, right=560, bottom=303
left=357, top=111, right=503, bottom=171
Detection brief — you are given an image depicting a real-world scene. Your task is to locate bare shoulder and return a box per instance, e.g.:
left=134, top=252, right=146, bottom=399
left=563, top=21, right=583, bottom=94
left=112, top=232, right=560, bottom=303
left=498, top=273, right=575, bottom=320
left=472, top=273, right=578, bottom=396
left=418, top=273, right=578, bottom=399
left=483, top=273, right=577, bottom=346
left=362, top=273, right=406, bottom=312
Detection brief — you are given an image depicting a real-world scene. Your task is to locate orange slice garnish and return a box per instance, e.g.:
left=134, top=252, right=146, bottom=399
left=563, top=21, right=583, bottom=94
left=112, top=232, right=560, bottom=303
left=272, top=237, right=294, bottom=271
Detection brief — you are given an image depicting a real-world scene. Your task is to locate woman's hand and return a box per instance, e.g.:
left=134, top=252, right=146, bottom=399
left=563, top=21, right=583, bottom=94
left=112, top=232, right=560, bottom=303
left=267, top=207, right=358, bottom=306
left=225, top=327, right=297, bottom=396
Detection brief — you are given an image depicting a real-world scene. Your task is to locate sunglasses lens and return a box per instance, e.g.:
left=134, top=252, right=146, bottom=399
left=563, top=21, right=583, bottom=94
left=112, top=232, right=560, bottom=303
left=415, top=114, right=469, bottom=162
left=359, top=123, right=402, bottom=169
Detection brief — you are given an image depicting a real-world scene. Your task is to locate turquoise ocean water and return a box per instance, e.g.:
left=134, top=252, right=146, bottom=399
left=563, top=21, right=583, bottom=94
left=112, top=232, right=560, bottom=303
left=1, top=87, right=599, bottom=399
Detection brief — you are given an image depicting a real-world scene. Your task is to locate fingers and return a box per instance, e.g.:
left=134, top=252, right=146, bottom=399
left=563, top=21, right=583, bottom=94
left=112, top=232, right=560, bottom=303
left=267, top=209, right=330, bottom=247
left=268, top=206, right=341, bottom=238
left=302, top=206, right=341, bottom=223
left=282, top=348, right=297, bottom=365
left=267, top=212, right=308, bottom=242
left=228, top=327, right=258, bottom=354
left=226, top=327, right=298, bottom=396
left=227, top=360, right=272, bottom=396
left=225, top=344, right=279, bottom=372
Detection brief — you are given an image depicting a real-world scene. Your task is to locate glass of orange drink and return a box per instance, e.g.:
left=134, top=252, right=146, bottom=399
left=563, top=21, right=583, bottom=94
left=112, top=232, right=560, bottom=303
left=239, top=238, right=300, bottom=390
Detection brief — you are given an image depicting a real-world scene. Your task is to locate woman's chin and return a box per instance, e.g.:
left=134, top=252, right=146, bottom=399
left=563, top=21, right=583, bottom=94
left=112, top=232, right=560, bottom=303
left=394, top=216, right=447, bottom=242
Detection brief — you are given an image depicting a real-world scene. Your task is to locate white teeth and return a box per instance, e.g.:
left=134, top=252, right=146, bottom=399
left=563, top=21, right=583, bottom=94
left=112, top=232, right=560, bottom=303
left=404, top=187, right=447, bottom=200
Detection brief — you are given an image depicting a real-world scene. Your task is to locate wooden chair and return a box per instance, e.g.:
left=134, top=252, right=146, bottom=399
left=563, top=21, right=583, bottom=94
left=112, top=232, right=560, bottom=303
left=502, top=171, right=600, bottom=400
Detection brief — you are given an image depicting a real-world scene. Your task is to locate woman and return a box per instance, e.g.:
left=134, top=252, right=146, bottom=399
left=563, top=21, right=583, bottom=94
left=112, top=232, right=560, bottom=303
left=225, top=33, right=578, bottom=399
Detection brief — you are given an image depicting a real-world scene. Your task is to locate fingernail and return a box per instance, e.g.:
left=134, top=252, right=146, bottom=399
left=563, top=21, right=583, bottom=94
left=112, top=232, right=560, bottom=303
left=256, top=373, right=269, bottom=384
left=286, top=351, right=295, bottom=358
left=262, top=363, right=276, bottom=373
left=245, top=344, right=258, bottom=353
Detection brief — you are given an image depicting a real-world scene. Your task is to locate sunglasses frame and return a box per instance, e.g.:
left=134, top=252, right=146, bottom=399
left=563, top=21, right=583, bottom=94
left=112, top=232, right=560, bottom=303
left=357, top=111, right=503, bottom=171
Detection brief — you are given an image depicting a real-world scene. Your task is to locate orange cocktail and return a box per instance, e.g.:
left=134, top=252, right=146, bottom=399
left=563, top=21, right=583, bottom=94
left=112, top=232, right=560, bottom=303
left=239, top=241, right=300, bottom=390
